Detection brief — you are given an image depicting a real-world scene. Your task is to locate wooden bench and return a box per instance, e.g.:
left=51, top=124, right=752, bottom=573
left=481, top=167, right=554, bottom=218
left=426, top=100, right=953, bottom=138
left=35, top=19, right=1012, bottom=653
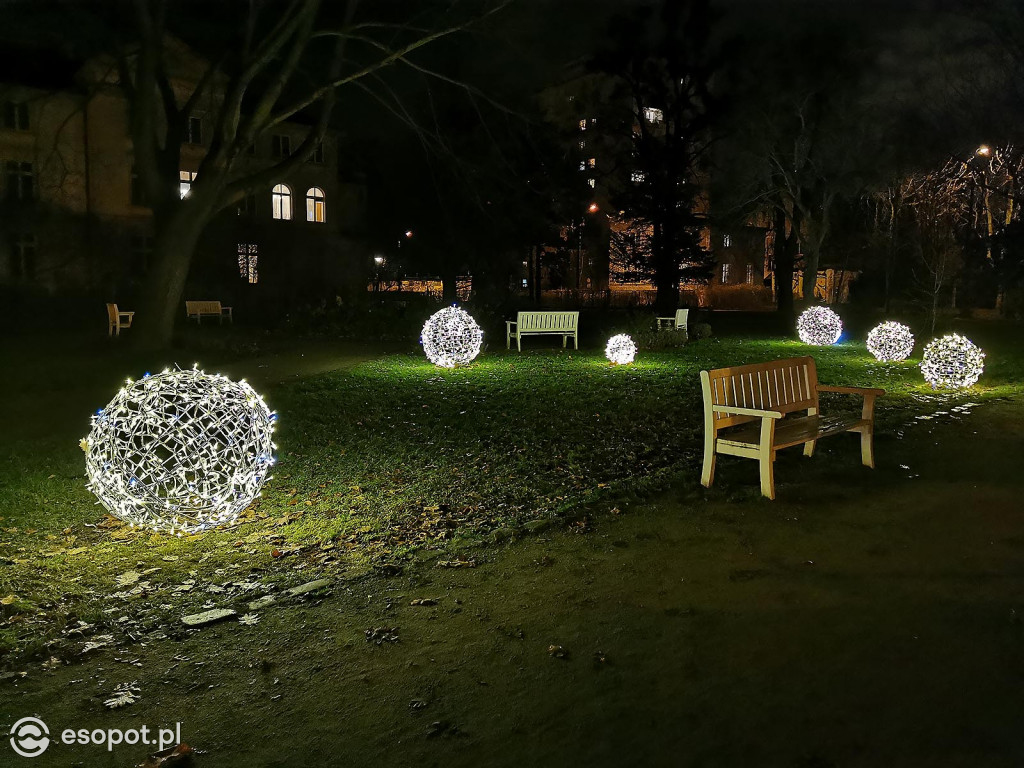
left=506, top=311, right=579, bottom=351
left=185, top=300, right=233, bottom=324
left=700, top=356, right=884, bottom=499
left=106, top=303, right=134, bottom=337
left=656, top=308, right=689, bottom=335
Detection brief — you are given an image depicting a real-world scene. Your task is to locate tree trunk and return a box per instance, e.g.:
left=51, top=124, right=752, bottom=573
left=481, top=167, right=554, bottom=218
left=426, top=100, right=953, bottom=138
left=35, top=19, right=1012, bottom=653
left=801, top=242, right=820, bottom=303
left=773, top=207, right=795, bottom=321
left=131, top=206, right=211, bottom=349
left=652, top=222, right=678, bottom=313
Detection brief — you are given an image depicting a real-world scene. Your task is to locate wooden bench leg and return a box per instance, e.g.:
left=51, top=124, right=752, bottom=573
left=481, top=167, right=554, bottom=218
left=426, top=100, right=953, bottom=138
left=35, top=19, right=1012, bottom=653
left=803, top=406, right=817, bottom=457
left=701, top=436, right=716, bottom=488
left=517, top=335, right=521, bottom=352
left=759, top=454, right=775, bottom=500
left=860, top=427, right=875, bottom=468
left=573, top=333, right=578, bottom=350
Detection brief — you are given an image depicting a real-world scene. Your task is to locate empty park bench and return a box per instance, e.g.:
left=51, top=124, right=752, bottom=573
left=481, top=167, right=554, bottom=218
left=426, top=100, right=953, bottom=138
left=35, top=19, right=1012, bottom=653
left=699, top=356, right=884, bottom=499
left=185, top=300, right=233, bottom=324
left=656, top=308, right=689, bottom=335
left=506, top=311, right=579, bottom=351
left=106, top=303, right=134, bottom=337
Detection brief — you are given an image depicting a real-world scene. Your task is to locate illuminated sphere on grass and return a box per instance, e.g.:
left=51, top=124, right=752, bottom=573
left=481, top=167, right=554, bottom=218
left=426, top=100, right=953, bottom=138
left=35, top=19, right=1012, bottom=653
left=867, top=321, right=915, bottom=362
left=83, top=368, right=277, bottom=534
left=605, top=333, right=637, bottom=365
left=797, top=306, right=843, bottom=346
left=920, top=333, right=985, bottom=389
left=421, top=306, right=483, bottom=368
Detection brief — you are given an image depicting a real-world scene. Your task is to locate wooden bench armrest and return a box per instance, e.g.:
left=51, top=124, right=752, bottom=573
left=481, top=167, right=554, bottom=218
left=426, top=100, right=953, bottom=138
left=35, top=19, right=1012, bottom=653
left=817, top=385, right=886, bottom=396
left=119, top=311, right=134, bottom=319
left=222, top=306, right=232, bottom=314
left=506, top=320, right=517, bottom=328
left=712, top=405, right=784, bottom=419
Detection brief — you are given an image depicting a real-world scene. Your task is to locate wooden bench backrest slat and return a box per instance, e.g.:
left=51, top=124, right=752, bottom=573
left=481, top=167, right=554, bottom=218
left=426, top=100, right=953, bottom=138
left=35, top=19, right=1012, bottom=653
left=516, top=311, right=579, bottom=332
left=701, top=356, right=818, bottom=429
left=186, top=301, right=223, bottom=314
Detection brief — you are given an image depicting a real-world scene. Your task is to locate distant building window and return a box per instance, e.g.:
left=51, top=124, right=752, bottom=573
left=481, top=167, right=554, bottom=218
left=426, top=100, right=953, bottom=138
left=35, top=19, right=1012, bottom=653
left=5, top=161, right=34, bottom=200
left=130, top=234, right=154, bottom=275
left=272, top=183, right=292, bottom=220
left=8, top=233, right=36, bottom=279
left=3, top=101, right=29, bottom=131
left=578, top=139, right=586, bottom=150
left=723, top=234, right=732, bottom=247
left=236, top=193, right=257, bottom=216
left=578, top=119, right=587, bottom=131
left=587, top=178, right=596, bottom=188
left=720, top=263, right=730, bottom=284
left=307, top=144, right=325, bottom=164
left=237, top=242, right=258, bottom=284
left=643, top=107, right=663, bottom=124
left=305, top=187, right=325, bottom=223
left=185, top=116, right=203, bottom=145
left=631, top=171, right=645, bottom=183
left=587, top=157, right=596, bottom=168
left=271, top=135, right=291, bottom=159
left=179, top=170, right=197, bottom=199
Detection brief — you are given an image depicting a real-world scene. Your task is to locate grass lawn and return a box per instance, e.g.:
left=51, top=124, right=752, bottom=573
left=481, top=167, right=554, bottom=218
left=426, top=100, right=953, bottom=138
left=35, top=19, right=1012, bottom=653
left=0, top=317, right=1022, bottom=766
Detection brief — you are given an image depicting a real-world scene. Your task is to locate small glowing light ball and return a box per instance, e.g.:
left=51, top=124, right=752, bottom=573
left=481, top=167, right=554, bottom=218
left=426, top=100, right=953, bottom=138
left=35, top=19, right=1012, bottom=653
left=605, top=334, right=637, bottom=365
left=920, top=333, right=985, bottom=389
left=797, top=306, right=843, bottom=345
left=867, top=321, right=915, bottom=362
left=420, top=306, right=483, bottom=368
left=83, top=368, right=277, bottom=534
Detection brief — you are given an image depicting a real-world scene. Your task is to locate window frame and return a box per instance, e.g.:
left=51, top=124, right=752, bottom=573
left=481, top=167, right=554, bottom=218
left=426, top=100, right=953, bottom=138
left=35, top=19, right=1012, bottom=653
left=272, top=183, right=293, bottom=220
left=305, top=187, right=326, bottom=223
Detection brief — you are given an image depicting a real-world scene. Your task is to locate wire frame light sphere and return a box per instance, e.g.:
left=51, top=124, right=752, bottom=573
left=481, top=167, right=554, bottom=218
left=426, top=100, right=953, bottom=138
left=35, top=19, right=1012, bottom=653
left=867, top=321, right=915, bottom=362
left=920, top=333, right=985, bottom=389
left=605, top=333, right=637, bottom=365
left=83, top=368, right=277, bottom=534
left=797, top=306, right=843, bottom=346
left=420, top=306, right=483, bottom=368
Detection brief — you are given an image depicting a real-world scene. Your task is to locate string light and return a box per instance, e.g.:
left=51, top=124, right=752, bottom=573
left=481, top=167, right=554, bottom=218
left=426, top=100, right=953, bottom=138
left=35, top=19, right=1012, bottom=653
left=920, top=333, right=985, bottom=389
left=797, top=306, right=843, bottom=345
left=420, top=306, right=483, bottom=368
left=83, top=368, right=277, bottom=534
left=605, top=334, right=637, bottom=365
left=867, top=321, right=915, bottom=361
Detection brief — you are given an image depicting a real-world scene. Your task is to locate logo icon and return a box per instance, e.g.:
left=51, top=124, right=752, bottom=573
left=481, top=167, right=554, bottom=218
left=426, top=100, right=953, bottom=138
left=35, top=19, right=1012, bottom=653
left=10, top=717, right=49, bottom=758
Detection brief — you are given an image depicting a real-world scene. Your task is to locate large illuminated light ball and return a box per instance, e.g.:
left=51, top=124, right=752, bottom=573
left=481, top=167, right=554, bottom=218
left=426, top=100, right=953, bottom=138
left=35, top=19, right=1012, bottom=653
left=797, top=306, right=843, bottom=346
left=605, top=333, right=637, bottom=365
left=920, top=333, right=985, bottom=389
left=420, top=306, right=483, bottom=368
left=867, top=321, right=915, bottom=362
left=83, top=368, right=277, bottom=534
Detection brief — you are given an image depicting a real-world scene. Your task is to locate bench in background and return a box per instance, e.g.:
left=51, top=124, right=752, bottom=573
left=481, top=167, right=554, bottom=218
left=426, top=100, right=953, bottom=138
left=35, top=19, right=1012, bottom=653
left=186, top=300, right=233, bottom=325
left=106, top=303, right=134, bottom=337
left=656, top=308, right=689, bottom=335
left=506, top=311, right=579, bottom=351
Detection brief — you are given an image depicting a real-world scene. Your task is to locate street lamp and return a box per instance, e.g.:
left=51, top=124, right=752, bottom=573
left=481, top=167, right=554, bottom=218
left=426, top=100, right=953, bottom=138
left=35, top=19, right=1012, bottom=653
left=976, top=144, right=991, bottom=157
left=373, top=255, right=385, bottom=293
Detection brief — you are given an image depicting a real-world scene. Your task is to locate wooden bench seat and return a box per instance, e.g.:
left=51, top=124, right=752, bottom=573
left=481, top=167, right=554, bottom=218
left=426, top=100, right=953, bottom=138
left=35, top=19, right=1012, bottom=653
left=700, top=356, right=884, bottom=499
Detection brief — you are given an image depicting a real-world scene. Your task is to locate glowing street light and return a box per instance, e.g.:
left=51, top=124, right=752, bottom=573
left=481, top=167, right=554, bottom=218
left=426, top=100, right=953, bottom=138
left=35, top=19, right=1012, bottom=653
left=587, top=203, right=599, bottom=214
left=374, top=255, right=385, bottom=265
left=976, top=144, right=991, bottom=157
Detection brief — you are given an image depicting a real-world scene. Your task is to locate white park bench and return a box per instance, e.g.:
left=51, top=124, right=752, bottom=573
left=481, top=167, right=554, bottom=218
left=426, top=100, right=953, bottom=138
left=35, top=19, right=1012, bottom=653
left=656, top=308, right=689, bottom=335
left=506, top=311, right=579, bottom=351
left=106, top=303, right=134, bottom=337
left=700, top=356, right=884, bottom=499
left=185, top=300, right=233, bottom=324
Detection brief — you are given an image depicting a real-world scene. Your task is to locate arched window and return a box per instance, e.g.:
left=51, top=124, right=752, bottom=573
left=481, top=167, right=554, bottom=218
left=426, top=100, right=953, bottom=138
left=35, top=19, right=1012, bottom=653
left=271, top=184, right=292, bottom=220
left=306, top=187, right=325, bottom=223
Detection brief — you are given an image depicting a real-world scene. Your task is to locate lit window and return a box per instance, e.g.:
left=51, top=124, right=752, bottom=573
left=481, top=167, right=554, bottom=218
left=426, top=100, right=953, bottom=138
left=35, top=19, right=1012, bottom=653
left=746, top=263, right=755, bottom=284
left=178, top=170, right=197, bottom=199
left=643, top=107, right=663, bottom=124
left=237, top=243, right=258, bottom=284
left=578, top=139, right=586, bottom=150
left=307, top=144, right=325, bottom=164
left=579, top=161, right=587, bottom=171
left=8, top=233, right=36, bottom=279
left=2, top=102, right=29, bottom=131
left=631, top=171, right=644, bottom=183
left=587, top=157, right=596, bottom=168
left=723, top=234, right=732, bottom=247
left=579, top=119, right=587, bottom=131
left=272, top=183, right=292, bottom=220
left=186, top=116, right=202, bottom=145
left=305, top=187, right=325, bottom=223
left=271, top=135, right=291, bottom=159
left=5, top=161, right=35, bottom=200
left=587, top=178, right=595, bottom=188
left=720, top=263, right=730, bottom=284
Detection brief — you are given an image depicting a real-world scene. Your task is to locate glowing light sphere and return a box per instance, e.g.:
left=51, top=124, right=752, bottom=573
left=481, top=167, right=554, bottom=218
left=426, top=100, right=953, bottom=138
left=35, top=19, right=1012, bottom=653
left=83, top=368, right=277, bottom=534
left=920, top=333, right=985, bottom=389
left=420, top=306, right=483, bottom=368
left=867, top=321, right=915, bottom=362
left=605, top=333, right=637, bottom=365
left=797, top=306, right=843, bottom=346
